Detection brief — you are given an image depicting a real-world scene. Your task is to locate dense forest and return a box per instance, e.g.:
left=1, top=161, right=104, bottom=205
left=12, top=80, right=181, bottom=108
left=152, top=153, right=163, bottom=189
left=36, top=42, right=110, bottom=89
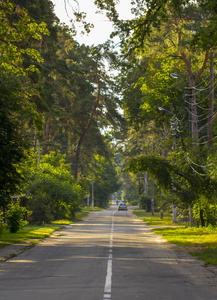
left=1, top=0, right=217, bottom=227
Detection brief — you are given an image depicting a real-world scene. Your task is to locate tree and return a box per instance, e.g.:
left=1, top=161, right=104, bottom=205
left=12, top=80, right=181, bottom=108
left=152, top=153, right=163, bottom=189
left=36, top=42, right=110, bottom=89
left=0, top=1, right=50, bottom=204
left=0, top=73, right=37, bottom=205
left=0, top=0, right=48, bottom=75
left=95, top=0, right=215, bottom=142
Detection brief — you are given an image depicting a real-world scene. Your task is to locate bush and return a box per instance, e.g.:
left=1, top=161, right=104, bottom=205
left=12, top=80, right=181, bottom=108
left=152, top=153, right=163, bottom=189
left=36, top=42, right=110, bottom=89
left=24, top=152, right=85, bottom=224
left=6, top=201, right=28, bottom=233
left=26, top=177, right=83, bottom=224
left=129, top=199, right=139, bottom=206
left=28, top=191, right=53, bottom=225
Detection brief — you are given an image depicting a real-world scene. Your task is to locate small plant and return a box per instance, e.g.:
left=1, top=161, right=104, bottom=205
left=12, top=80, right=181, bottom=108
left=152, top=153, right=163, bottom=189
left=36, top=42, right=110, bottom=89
left=6, top=201, right=28, bottom=233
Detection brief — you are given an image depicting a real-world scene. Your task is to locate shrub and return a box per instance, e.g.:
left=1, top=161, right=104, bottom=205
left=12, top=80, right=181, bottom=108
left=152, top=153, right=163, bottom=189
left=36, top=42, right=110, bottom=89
left=6, top=201, right=28, bottom=233
left=129, top=199, right=139, bottom=206
left=26, top=174, right=84, bottom=224
left=24, top=152, right=85, bottom=223
left=28, top=191, right=53, bottom=225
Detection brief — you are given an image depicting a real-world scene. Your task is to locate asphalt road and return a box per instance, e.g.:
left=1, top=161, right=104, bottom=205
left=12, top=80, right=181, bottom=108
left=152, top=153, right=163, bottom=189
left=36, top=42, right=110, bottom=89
left=0, top=206, right=217, bottom=300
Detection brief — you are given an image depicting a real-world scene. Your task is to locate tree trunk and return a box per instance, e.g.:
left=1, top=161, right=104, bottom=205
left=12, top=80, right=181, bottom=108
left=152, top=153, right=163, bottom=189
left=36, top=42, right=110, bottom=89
left=74, top=64, right=100, bottom=179
left=181, top=49, right=209, bottom=142
left=189, top=76, right=199, bottom=141
left=42, top=119, right=51, bottom=155
left=208, top=50, right=214, bottom=148
left=189, top=205, right=194, bottom=227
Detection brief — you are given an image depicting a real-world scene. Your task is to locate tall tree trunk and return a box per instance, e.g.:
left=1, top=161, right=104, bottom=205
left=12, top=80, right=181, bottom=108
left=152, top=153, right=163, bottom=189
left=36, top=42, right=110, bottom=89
left=208, top=50, right=214, bottom=148
left=42, top=118, right=51, bottom=155
left=189, top=75, right=199, bottom=141
left=74, top=64, right=100, bottom=179
left=181, top=49, right=209, bottom=142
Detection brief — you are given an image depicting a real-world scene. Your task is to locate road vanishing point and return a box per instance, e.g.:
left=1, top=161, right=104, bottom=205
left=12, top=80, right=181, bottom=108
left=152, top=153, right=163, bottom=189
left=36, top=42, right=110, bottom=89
left=0, top=206, right=217, bottom=300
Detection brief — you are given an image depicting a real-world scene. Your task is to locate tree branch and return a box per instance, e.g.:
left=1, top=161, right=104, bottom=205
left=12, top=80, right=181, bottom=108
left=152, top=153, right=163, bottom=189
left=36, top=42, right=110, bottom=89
left=195, top=49, right=209, bottom=81
left=198, top=111, right=217, bottom=133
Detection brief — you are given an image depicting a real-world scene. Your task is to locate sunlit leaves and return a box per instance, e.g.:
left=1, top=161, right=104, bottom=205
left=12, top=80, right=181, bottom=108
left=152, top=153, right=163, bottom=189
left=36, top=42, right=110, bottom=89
left=0, top=1, right=48, bottom=76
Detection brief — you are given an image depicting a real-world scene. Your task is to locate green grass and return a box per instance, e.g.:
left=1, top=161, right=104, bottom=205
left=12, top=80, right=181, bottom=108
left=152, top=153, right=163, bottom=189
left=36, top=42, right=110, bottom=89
left=153, top=226, right=217, bottom=265
left=55, top=207, right=103, bottom=223
left=133, top=210, right=183, bottom=226
left=0, top=206, right=103, bottom=249
left=134, top=209, right=217, bottom=266
left=75, top=207, right=103, bottom=221
left=0, top=225, right=63, bottom=248
left=51, top=220, right=73, bottom=225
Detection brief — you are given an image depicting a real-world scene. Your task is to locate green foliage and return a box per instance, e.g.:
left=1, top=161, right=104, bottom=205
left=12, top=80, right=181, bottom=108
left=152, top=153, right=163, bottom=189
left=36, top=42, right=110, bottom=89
left=0, top=211, right=5, bottom=237
left=119, top=172, right=140, bottom=205
left=126, top=155, right=173, bottom=190
left=0, top=0, right=47, bottom=76
left=6, top=201, right=27, bottom=233
left=24, top=152, right=85, bottom=224
left=27, top=189, right=53, bottom=225
left=139, top=195, right=151, bottom=211
left=94, top=0, right=217, bottom=228
left=0, top=0, right=124, bottom=208
left=92, top=154, right=121, bottom=208
left=193, top=197, right=217, bottom=227
left=126, top=153, right=217, bottom=211
left=0, top=73, right=33, bottom=205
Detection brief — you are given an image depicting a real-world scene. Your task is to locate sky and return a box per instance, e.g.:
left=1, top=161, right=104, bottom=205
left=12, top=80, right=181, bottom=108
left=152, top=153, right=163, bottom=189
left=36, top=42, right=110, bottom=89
left=51, top=0, right=133, bottom=45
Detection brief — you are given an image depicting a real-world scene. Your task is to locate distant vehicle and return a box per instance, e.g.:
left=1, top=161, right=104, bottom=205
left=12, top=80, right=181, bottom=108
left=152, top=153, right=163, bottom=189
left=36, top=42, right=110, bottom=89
left=118, top=202, right=128, bottom=211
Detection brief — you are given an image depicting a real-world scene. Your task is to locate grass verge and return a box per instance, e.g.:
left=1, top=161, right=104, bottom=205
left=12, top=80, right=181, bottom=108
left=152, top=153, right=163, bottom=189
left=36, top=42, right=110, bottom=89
left=134, top=209, right=217, bottom=266
left=75, top=207, right=103, bottom=221
left=154, top=226, right=217, bottom=266
left=52, top=207, right=103, bottom=224
left=0, top=225, right=63, bottom=249
left=0, top=206, right=102, bottom=249
left=133, top=210, right=184, bottom=226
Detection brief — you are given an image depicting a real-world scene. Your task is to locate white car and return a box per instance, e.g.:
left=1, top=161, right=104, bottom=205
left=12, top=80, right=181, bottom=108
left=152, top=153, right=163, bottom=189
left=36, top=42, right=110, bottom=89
left=118, top=202, right=128, bottom=211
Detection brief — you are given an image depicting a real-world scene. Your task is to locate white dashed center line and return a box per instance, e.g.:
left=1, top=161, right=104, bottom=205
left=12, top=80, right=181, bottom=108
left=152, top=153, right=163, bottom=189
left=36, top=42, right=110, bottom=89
left=103, top=210, right=116, bottom=300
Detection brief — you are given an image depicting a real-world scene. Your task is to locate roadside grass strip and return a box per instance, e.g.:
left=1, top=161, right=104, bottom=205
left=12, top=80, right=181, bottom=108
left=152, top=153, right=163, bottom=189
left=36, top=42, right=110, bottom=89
left=133, top=210, right=184, bottom=226
left=75, top=207, right=103, bottom=221
left=0, top=207, right=103, bottom=249
left=153, top=226, right=217, bottom=266
left=133, top=209, right=217, bottom=266
left=0, top=225, right=63, bottom=248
